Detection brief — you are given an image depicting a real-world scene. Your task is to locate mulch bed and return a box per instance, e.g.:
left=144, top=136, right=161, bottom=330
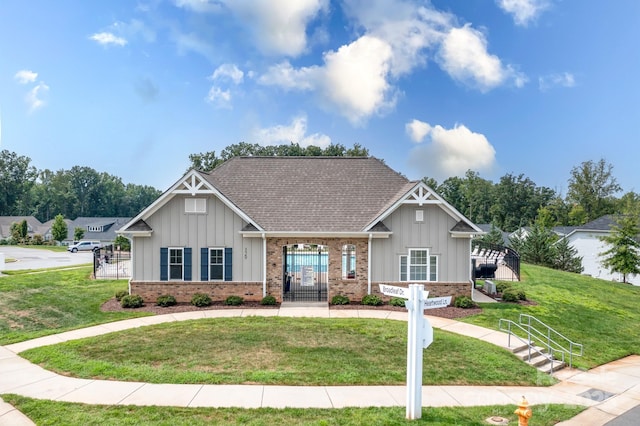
left=101, top=298, right=482, bottom=319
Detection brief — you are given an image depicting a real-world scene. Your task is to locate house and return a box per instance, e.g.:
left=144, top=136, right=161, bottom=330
left=0, top=216, right=50, bottom=241
left=117, top=157, right=483, bottom=304
left=558, top=215, right=640, bottom=286
left=65, top=217, right=132, bottom=245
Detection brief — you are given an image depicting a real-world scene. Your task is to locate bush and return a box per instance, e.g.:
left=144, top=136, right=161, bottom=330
left=516, top=289, right=527, bottom=301
left=115, top=290, right=128, bottom=301
left=261, top=295, right=277, bottom=305
left=156, top=294, right=177, bottom=307
left=191, top=293, right=212, bottom=307
left=120, top=294, right=144, bottom=308
left=389, top=297, right=406, bottom=307
left=501, top=288, right=520, bottom=303
left=496, top=282, right=511, bottom=293
left=224, top=295, right=244, bottom=306
left=331, top=295, right=350, bottom=305
left=453, top=296, right=476, bottom=309
left=361, top=294, right=383, bottom=306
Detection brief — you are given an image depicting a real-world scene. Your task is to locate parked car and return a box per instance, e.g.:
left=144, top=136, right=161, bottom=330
left=67, top=241, right=102, bottom=253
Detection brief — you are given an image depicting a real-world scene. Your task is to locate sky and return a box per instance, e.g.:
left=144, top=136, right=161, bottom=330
left=1, top=0, right=639, bottom=195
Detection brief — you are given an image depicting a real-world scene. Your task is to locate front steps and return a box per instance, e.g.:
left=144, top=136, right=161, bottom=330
left=510, top=343, right=567, bottom=374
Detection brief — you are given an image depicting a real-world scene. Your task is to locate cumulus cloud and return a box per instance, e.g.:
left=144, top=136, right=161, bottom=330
left=258, top=61, right=318, bottom=90
left=253, top=115, right=331, bottom=148
left=539, top=72, right=575, bottom=91
left=174, top=0, right=223, bottom=13
left=406, top=120, right=496, bottom=180
left=497, top=0, right=551, bottom=26
left=223, top=0, right=328, bottom=57
left=89, top=32, right=128, bottom=46
left=206, top=86, right=232, bottom=108
left=26, top=82, right=50, bottom=112
left=14, top=70, right=38, bottom=84
left=437, top=24, right=526, bottom=91
left=210, top=64, right=244, bottom=84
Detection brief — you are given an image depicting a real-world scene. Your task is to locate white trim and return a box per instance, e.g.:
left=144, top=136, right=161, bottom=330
left=168, top=247, right=184, bottom=281
left=185, top=198, right=207, bottom=214
left=241, top=231, right=392, bottom=238
left=367, top=233, right=372, bottom=295
left=207, top=247, right=225, bottom=281
left=262, top=233, right=267, bottom=298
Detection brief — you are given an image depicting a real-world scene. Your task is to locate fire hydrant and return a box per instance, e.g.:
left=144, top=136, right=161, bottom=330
left=514, top=396, right=532, bottom=426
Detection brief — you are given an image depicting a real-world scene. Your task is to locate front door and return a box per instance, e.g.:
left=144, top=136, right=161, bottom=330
left=282, top=244, right=328, bottom=302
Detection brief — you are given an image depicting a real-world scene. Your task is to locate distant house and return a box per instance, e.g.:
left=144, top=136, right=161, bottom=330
left=0, top=216, right=49, bottom=241
left=118, top=157, right=482, bottom=304
left=66, top=217, right=132, bottom=244
left=557, top=215, right=640, bottom=286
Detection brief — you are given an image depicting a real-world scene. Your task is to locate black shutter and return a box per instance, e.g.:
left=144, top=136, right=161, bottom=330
left=201, top=247, right=208, bottom=281
left=160, top=247, right=168, bottom=281
left=184, top=248, right=192, bottom=281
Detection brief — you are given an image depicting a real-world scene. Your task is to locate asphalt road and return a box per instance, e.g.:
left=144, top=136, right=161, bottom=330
left=0, top=246, right=94, bottom=272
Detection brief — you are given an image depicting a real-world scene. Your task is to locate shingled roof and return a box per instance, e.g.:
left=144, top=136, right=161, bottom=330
left=203, top=157, right=412, bottom=233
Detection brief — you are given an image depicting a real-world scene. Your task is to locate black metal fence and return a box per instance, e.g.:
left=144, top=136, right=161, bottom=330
left=472, top=241, right=520, bottom=282
left=94, top=246, right=131, bottom=279
left=282, top=244, right=328, bottom=302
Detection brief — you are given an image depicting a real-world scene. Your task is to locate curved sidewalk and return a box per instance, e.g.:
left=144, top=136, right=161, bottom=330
left=1, top=306, right=639, bottom=425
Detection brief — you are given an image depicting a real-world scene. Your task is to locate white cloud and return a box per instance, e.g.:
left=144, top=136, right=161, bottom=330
left=437, top=24, right=526, bottom=92
left=258, top=61, right=318, bottom=90
left=224, top=0, right=328, bottom=57
left=210, top=64, right=244, bottom=84
left=89, top=32, right=128, bottom=47
left=26, top=82, right=50, bottom=112
left=253, top=115, right=331, bottom=148
left=497, top=0, right=551, bottom=27
left=205, top=86, right=232, bottom=108
left=14, top=70, right=38, bottom=84
left=174, top=0, right=222, bottom=13
left=406, top=120, right=496, bottom=180
left=539, top=72, right=575, bottom=91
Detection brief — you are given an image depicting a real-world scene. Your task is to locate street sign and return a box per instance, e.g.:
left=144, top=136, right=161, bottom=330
left=424, top=296, right=452, bottom=310
left=379, top=284, right=428, bottom=300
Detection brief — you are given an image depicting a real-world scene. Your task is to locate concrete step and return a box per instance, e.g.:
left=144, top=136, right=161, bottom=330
left=538, top=360, right=566, bottom=374
left=512, top=344, right=566, bottom=374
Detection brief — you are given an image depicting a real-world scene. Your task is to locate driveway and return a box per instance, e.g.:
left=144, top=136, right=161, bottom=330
left=0, top=246, right=94, bottom=272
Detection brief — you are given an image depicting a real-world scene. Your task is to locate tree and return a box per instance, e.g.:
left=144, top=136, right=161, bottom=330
left=74, top=227, right=85, bottom=241
left=0, top=149, right=37, bottom=215
left=476, top=224, right=505, bottom=246
left=51, top=214, right=68, bottom=243
left=553, top=238, right=583, bottom=273
left=599, top=215, right=640, bottom=284
left=567, top=158, right=621, bottom=224
left=520, top=221, right=558, bottom=267
left=114, top=235, right=131, bottom=251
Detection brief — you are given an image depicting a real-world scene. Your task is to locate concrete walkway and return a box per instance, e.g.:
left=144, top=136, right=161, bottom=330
left=1, top=306, right=639, bottom=425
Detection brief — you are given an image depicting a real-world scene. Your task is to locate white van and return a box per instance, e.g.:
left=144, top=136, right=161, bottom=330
left=67, top=241, right=102, bottom=253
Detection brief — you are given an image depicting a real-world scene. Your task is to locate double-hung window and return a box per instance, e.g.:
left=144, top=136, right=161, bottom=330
left=169, top=248, right=184, bottom=280
left=400, top=249, right=438, bottom=282
left=209, top=248, right=224, bottom=281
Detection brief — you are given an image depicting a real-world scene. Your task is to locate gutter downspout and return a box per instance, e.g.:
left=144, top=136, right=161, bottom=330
left=368, top=233, right=372, bottom=295
left=469, top=236, right=476, bottom=302
left=262, top=233, right=267, bottom=298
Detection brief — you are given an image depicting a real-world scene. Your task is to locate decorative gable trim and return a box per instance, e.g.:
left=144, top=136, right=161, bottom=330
left=118, top=169, right=263, bottom=236
left=364, top=181, right=482, bottom=235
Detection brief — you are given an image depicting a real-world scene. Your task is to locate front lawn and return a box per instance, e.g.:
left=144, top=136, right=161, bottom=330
left=20, top=316, right=554, bottom=386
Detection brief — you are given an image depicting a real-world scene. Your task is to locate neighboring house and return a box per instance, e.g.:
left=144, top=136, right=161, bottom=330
left=66, top=217, right=132, bottom=245
left=558, top=215, right=640, bottom=286
left=475, top=224, right=510, bottom=246
left=0, top=216, right=49, bottom=241
left=118, top=157, right=482, bottom=304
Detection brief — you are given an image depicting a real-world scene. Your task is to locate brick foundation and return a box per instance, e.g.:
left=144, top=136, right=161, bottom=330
left=131, top=281, right=263, bottom=303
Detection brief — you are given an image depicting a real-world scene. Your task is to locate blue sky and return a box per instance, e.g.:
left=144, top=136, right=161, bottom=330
left=1, top=0, right=638, bottom=194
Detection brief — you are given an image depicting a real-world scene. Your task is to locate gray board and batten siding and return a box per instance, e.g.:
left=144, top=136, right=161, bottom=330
left=131, top=193, right=263, bottom=282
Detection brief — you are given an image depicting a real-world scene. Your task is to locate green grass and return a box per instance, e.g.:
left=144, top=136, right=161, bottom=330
left=464, top=263, right=640, bottom=369
left=21, top=317, right=554, bottom=386
left=1, top=394, right=585, bottom=426
left=0, top=267, right=149, bottom=345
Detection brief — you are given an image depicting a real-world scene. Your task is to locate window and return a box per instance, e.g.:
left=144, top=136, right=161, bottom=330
left=185, top=198, right=206, bottom=213
left=169, top=248, right=183, bottom=280
left=209, top=248, right=224, bottom=280
left=341, top=244, right=356, bottom=279
left=400, top=249, right=438, bottom=282
left=87, top=225, right=104, bottom=232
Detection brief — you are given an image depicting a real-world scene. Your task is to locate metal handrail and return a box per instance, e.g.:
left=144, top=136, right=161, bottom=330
left=518, top=314, right=583, bottom=369
left=499, top=319, right=563, bottom=374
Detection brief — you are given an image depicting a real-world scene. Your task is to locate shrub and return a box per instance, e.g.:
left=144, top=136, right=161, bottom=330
left=261, top=295, right=277, bottom=305
left=156, top=294, right=177, bottom=307
left=496, top=282, right=511, bottom=293
left=361, top=294, right=383, bottom=306
left=115, top=290, right=128, bottom=301
left=501, top=288, right=520, bottom=303
left=224, top=295, right=244, bottom=306
left=516, top=289, right=527, bottom=301
left=331, top=295, right=350, bottom=305
left=191, top=293, right=212, bottom=307
left=389, top=297, right=406, bottom=307
left=120, top=294, right=144, bottom=308
left=453, top=296, right=476, bottom=309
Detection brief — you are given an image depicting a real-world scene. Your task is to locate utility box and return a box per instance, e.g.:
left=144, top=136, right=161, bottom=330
left=484, top=280, right=496, bottom=295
